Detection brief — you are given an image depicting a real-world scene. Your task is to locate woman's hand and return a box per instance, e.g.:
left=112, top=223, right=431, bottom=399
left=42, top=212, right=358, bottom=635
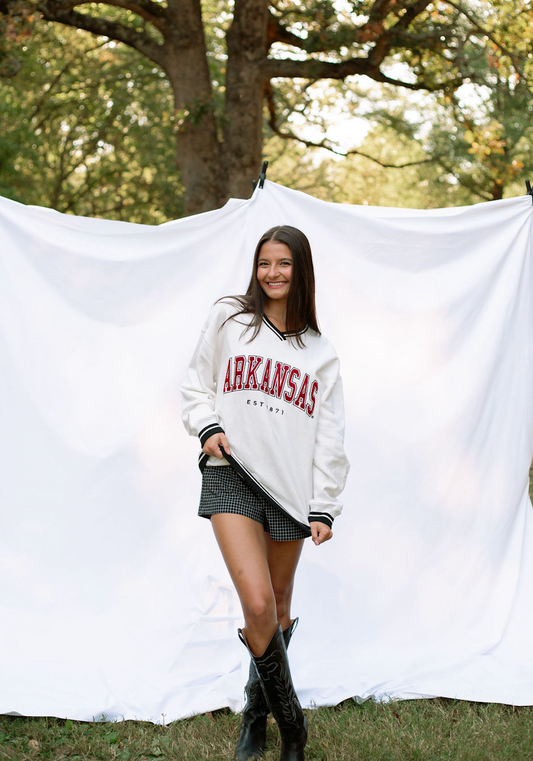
left=310, top=521, right=333, bottom=546
left=202, top=432, right=231, bottom=459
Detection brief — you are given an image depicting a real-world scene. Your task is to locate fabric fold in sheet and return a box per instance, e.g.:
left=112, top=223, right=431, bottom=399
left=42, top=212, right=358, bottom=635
left=0, top=181, right=532, bottom=721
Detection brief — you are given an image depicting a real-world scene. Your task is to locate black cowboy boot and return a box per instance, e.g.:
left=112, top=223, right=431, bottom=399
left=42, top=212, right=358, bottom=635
left=235, top=620, right=299, bottom=760
left=238, top=625, right=307, bottom=761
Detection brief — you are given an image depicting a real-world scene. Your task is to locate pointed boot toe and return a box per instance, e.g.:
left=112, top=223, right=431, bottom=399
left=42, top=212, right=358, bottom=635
left=235, top=712, right=267, bottom=760
left=279, top=714, right=307, bottom=760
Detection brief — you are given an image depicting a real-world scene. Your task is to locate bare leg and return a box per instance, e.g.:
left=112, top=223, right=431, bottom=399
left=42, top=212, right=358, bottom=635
left=210, top=513, right=277, bottom=656
left=265, top=533, right=304, bottom=632
left=210, top=515, right=305, bottom=655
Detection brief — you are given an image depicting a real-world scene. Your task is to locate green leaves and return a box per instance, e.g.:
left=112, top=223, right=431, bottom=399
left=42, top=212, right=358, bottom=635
left=0, top=24, right=184, bottom=221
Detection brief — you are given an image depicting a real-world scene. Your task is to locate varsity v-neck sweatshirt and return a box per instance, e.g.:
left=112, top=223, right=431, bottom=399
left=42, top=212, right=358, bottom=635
left=181, top=299, right=350, bottom=533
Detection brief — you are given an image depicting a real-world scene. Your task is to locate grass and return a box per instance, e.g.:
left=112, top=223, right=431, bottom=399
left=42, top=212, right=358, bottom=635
left=2, top=699, right=533, bottom=761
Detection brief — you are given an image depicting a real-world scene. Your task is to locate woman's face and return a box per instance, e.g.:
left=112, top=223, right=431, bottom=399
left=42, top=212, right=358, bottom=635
left=256, top=241, right=293, bottom=303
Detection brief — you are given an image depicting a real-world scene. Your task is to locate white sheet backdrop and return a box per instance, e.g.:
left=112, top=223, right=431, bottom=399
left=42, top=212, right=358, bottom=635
left=1, top=181, right=533, bottom=722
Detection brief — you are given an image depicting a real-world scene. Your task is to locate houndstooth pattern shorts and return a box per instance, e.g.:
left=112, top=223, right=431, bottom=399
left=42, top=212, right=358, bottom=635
left=198, top=465, right=310, bottom=542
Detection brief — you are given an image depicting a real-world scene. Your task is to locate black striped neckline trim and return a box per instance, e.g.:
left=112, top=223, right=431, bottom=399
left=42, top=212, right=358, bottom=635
left=262, top=315, right=287, bottom=341
left=261, top=315, right=309, bottom=342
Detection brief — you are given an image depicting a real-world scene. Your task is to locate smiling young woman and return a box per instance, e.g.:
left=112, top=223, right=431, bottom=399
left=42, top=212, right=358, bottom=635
left=181, top=225, right=349, bottom=761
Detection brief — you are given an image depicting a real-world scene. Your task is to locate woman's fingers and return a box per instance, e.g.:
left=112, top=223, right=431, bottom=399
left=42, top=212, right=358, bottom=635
left=218, top=433, right=231, bottom=456
left=202, top=432, right=231, bottom=458
left=310, top=521, right=333, bottom=546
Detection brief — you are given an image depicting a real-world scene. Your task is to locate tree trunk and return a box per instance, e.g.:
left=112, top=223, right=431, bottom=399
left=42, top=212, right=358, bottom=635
left=165, top=0, right=268, bottom=213
left=164, top=0, right=227, bottom=215
left=222, top=0, right=269, bottom=201
left=166, top=0, right=269, bottom=214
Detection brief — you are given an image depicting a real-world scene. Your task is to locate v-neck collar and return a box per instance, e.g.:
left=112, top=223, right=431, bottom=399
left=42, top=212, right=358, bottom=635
left=261, top=314, right=309, bottom=342
left=262, top=314, right=287, bottom=341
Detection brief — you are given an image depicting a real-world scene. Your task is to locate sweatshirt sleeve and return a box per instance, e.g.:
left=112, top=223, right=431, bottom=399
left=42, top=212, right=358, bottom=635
left=180, top=305, right=226, bottom=446
left=308, top=373, right=350, bottom=529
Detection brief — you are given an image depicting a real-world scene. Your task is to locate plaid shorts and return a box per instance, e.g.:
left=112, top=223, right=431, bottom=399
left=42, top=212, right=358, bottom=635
left=198, top=465, right=310, bottom=542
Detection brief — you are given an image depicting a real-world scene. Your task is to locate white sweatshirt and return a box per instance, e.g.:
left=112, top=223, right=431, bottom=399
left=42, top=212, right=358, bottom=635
left=181, top=300, right=350, bottom=533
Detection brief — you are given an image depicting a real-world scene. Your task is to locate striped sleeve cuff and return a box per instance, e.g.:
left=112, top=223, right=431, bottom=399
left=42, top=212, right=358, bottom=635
left=198, top=423, right=225, bottom=448
left=308, top=511, right=333, bottom=529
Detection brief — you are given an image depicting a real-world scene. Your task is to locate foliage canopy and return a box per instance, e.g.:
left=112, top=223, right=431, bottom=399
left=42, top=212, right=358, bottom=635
left=0, top=0, right=532, bottom=217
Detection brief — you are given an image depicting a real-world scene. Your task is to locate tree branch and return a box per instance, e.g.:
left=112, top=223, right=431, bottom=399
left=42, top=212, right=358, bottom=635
left=31, top=0, right=168, bottom=25
left=267, top=11, right=307, bottom=50
left=81, top=0, right=169, bottom=29
left=366, top=0, right=432, bottom=69
left=268, top=0, right=431, bottom=55
left=30, top=40, right=110, bottom=119
left=265, top=85, right=439, bottom=168
left=265, top=55, right=458, bottom=90
left=436, top=158, right=493, bottom=201
left=443, top=0, right=526, bottom=76
left=389, top=0, right=433, bottom=33
left=368, top=0, right=395, bottom=23
left=35, top=1, right=166, bottom=66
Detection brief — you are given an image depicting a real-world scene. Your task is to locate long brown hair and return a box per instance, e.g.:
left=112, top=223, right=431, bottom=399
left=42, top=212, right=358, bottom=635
left=220, top=225, right=320, bottom=348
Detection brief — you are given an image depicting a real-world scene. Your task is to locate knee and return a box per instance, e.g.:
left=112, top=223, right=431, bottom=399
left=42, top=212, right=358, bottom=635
left=243, top=595, right=276, bottom=628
